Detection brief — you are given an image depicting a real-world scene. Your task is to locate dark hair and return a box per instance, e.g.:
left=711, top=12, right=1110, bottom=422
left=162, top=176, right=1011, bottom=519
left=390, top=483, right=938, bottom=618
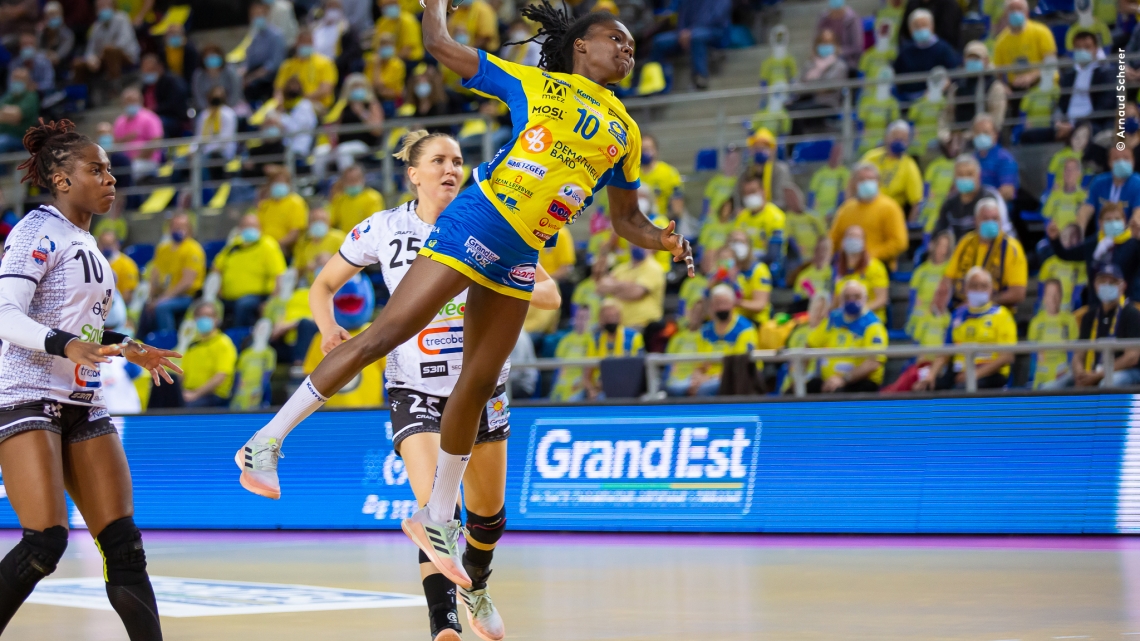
left=510, top=0, right=620, bottom=74
left=17, top=118, right=92, bottom=192
left=1072, top=30, right=1098, bottom=47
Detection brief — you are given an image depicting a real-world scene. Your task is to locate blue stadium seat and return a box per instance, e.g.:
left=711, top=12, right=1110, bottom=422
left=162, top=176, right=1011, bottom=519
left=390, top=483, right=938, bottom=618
left=1050, top=23, right=1071, bottom=56
left=225, top=327, right=251, bottom=348
left=143, top=330, right=178, bottom=350
left=124, top=243, right=155, bottom=269
left=694, top=148, right=719, bottom=171
left=203, top=240, right=227, bottom=269
left=1020, top=210, right=1046, bottom=223
left=791, top=140, right=833, bottom=164
left=1033, top=0, right=1075, bottom=16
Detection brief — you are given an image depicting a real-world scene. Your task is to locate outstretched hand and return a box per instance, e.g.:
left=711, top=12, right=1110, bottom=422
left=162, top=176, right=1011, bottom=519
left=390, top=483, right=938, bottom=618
left=660, top=220, right=695, bottom=277
left=123, top=341, right=183, bottom=386
left=64, top=341, right=121, bottom=369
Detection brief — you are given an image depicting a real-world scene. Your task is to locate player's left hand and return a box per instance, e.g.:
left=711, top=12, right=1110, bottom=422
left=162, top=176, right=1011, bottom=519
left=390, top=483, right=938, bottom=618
left=660, top=220, right=695, bottom=277
left=123, top=341, right=183, bottom=386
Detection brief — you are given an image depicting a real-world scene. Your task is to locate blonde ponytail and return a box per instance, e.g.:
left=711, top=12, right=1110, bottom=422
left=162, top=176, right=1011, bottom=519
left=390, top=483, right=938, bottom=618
left=393, top=130, right=455, bottom=166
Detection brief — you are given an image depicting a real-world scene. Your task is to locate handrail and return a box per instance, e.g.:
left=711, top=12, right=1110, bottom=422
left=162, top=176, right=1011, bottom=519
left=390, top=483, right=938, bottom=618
left=516, top=338, right=1140, bottom=398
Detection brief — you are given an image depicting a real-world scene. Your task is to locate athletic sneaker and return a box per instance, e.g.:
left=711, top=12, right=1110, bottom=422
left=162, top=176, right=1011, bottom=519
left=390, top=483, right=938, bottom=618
left=459, top=585, right=505, bottom=641
left=402, top=508, right=472, bottom=589
left=235, top=434, right=283, bottom=500
left=433, top=628, right=461, bottom=641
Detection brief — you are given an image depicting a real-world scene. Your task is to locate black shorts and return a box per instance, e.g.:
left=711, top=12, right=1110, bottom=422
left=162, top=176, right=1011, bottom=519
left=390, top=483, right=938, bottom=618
left=0, top=400, right=117, bottom=446
left=389, top=385, right=510, bottom=453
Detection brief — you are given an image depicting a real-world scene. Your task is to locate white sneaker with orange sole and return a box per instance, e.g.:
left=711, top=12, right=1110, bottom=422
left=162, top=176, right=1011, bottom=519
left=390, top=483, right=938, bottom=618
left=459, top=585, right=505, bottom=641
left=402, top=508, right=472, bottom=589
left=235, top=434, right=283, bottom=500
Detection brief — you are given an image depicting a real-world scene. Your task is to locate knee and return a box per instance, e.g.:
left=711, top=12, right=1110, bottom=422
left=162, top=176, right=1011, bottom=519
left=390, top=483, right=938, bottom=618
left=96, top=517, right=148, bottom=585
left=465, top=506, right=506, bottom=548
left=0, top=526, right=68, bottom=594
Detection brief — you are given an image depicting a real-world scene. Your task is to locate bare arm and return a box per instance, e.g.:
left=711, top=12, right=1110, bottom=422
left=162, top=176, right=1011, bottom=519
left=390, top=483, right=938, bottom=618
left=737, top=289, right=770, bottom=315
left=309, top=253, right=361, bottom=353
left=530, top=263, right=561, bottom=310
left=162, top=267, right=197, bottom=299
left=608, top=185, right=694, bottom=276
left=421, top=0, right=480, bottom=79
left=993, top=285, right=1026, bottom=307
left=185, top=372, right=227, bottom=400
left=1077, top=203, right=1095, bottom=231
left=974, top=352, right=1015, bottom=378
left=1117, top=348, right=1140, bottom=371
left=868, top=287, right=888, bottom=313
left=846, top=358, right=882, bottom=383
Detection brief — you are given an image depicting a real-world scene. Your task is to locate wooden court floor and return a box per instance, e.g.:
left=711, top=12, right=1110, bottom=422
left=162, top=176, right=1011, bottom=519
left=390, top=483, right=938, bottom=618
left=3, top=530, right=1139, bottom=641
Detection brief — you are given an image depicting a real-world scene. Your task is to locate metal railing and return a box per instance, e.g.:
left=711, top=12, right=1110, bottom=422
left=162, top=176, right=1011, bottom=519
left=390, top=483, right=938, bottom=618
left=517, top=338, right=1140, bottom=398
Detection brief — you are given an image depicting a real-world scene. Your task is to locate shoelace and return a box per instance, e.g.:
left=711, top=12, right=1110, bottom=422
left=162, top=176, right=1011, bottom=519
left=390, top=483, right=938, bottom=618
left=252, top=441, right=283, bottom=471
left=462, top=587, right=495, bottom=620
left=440, top=519, right=463, bottom=555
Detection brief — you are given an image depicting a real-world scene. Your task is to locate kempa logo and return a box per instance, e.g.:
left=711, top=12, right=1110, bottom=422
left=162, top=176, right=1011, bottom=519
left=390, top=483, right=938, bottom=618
left=464, top=236, right=499, bottom=267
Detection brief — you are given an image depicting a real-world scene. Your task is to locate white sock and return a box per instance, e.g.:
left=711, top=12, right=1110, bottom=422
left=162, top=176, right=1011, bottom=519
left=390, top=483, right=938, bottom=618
left=426, top=449, right=470, bottom=523
left=256, top=377, right=329, bottom=442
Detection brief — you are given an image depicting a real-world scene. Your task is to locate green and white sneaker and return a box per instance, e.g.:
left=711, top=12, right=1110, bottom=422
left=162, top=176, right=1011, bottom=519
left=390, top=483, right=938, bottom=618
left=402, top=508, right=472, bottom=589
left=459, top=584, right=505, bottom=641
left=235, top=433, right=284, bottom=500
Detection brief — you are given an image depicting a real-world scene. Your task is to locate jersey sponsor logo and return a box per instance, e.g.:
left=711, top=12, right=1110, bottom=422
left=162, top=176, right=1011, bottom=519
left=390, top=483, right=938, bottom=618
left=437, top=298, right=465, bottom=319
left=542, top=78, right=568, bottom=102
left=351, top=221, right=371, bottom=241
left=546, top=200, right=573, bottom=222
left=464, top=236, right=499, bottom=267
left=42, top=402, right=61, bottom=418
left=495, top=193, right=520, bottom=212
left=606, top=144, right=620, bottom=158
left=493, top=176, right=534, bottom=199
left=509, top=263, right=536, bottom=285
left=607, top=120, right=629, bottom=147
left=530, top=104, right=566, bottom=120
left=505, top=156, right=547, bottom=180
left=538, top=217, right=551, bottom=227
left=486, top=392, right=510, bottom=430
left=89, top=407, right=109, bottom=421
left=73, top=364, right=101, bottom=389
left=418, top=326, right=464, bottom=355
left=533, top=229, right=553, bottom=241
left=81, top=324, right=105, bottom=343
left=420, top=360, right=450, bottom=378
left=32, top=235, right=56, bottom=265
left=68, top=391, right=95, bottom=403
left=549, top=141, right=599, bottom=180
left=521, top=126, right=553, bottom=153
left=559, top=184, right=586, bottom=207
left=92, top=288, right=112, bottom=320
left=575, top=88, right=601, bottom=107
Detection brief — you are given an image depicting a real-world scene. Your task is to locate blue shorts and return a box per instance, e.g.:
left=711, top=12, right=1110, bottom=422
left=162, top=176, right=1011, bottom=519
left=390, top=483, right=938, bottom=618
left=420, top=188, right=541, bottom=300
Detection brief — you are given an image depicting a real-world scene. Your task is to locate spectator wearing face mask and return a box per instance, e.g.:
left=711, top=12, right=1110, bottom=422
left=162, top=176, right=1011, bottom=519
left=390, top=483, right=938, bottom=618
left=1048, top=202, right=1140, bottom=300
left=597, top=244, right=666, bottom=331
left=829, top=162, right=909, bottom=268
left=192, top=44, right=242, bottom=112
left=97, top=230, right=139, bottom=304
left=1058, top=30, right=1114, bottom=135
left=696, top=284, right=760, bottom=395
left=10, top=31, right=55, bottom=92
left=807, top=279, right=888, bottom=394
left=1078, top=146, right=1140, bottom=230
left=406, top=64, right=448, bottom=120
left=915, top=267, right=1017, bottom=391
left=736, top=175, right=786, bottom=262
left=943, top=198, right=1028, bottom=307
left=583, top=298, right=646, bottom=399
left=329, top=164, right=385, bottom=231
left=861, top=120, right=924, bottom=220
left=892, top=10, right=960, bottom=99
left=180, top=301, right=238, bottom=408
left=640, top=135, right=684, bottom=222
left=992, top=0, right=1057, bottom=94
left=970, top=113, right=1019, bottom=202
left=787, top=29, right=849, bottom=134
left=74, top=0, right=140, bottom=92
left=1045, top=264, right=1140, bottom=389
left=195, top=86, right=238, bottom=172
left=951, top=41, right=1008, bottom=132
left=243, top=2, right=288, bottom=104
left=934, top=155, right=1011, bottom=239
left=834, top=225, right=890, bottom=320
left=899, top=0, right=962, bottom=49
left=0, top=67, right=39, bottom=154
left=501, top=18, right=541, bottom=67
left=316, top=73, right=384, bottom=179
left=37, top=1, right=74, bottom=75
left=293, top=206, right=346, bottom=272
left=1028, top=278, right=1080, bottom=389
left=214, top=214, right=288, bottom=327
left=373, top=0, right=423, bottom=61
left=365, top=32, right=406, bottom=113
left=161, top=22, right=199, bottom=85
left=663, top=299, right=711, bottom=398
left=112, top=86, right=164, bottom=179
left=724, top=230, right=773, bottom=324
left=447, top=0, right=499, bottom=52
left=257, top=168, right=310, bottom=254
left=138, top=53, right=190, bottom=139
left=275, top=29, right=337, bottom=110
left=857, top=67, right=901, bottom=156
left=276, top=76, right=319, bottom=157
left=745, top=128, right=793, bottom=210
left=145, top=213, right=207, bottom=334
left=815, top=0, right=863, bottom=70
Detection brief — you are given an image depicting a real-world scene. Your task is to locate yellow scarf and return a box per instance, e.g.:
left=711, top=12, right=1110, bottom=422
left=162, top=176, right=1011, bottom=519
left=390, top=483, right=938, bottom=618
left=1085, top=298, right=1126, bottom=370
left=952, top=233, right=1007, bottom=300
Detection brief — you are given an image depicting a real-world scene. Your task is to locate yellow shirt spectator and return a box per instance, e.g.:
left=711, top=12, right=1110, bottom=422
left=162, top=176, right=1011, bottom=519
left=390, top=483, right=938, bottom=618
left=920, top=156, right=957, bottom=232
left=809, top=165, right=850, bottom=217
left=861, top=147, right=924, bottom=212
left=740, top=262, right=773, bottom=323
left=1028, top=310, right=1079, bottom=388
left=906, top=259, right=947, bottom=333
left=829, top=194, right=909, bottom=268
left=608, top=257, right=666, bottom=328
left=257, top=192, right=310, bottom=245
left=448, top=0, right=500, bottom=51
left=214, top=236, right=288, bottom=299
left=1038, top=255, right=1087, bottom=311
left=550, top=330, right=592, bottom=401
left=364, top=54, right=408, bottom=97
left=698, top=218, right=736, bottom=254
left=539, top=228, right=575, bottom=277
left=665, top=327, right=705, bottom=386
left=736, top=202, right=786, bottom=256
left=945, top=231, right=1029, bottom=301
left=94, top=216, right=128, bottom=242
left=793, top=263, right=833, bottom=301
left=275, top=52, right=338, bottom=109
left=993, top=20, right=1058, bottom=82
left=784, top=210, right=828, bottom=258
left=947, top=303, right=1019, bottom=377
left=293, top=227, right=347, bottom=272
left=641, top=160, right=684, bottom=220
left=152, top=237, right=207, bottom=295
left=329, top=187, right=385, bottom=233
left=703, top=173, right=738, bottom=218
left=181, top=331, right=238, bottom=399
left=678, top=273, right=708, bottom=315
left=304, top=325, right=384, bottom=407
left=587, top=326, right=645, bottom=358
left=571, top=276, right=601, bottom=325
left=835, top=258, right=889, bottom=318
left=108, top=251, right=140, bottom=301
left=807, top=309, right=889, bottom=385
left=698, top=313, right=759, bottom=377
left=373, top=10, right=424, bottom=60
left=1042, top=187, right=1086, bottom=231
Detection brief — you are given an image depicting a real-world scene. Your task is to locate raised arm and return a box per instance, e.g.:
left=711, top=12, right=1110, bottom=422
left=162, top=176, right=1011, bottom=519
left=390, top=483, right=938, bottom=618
left=607, top=185, right=694, bottom=276
left=421, top=0, right=480, bottom=79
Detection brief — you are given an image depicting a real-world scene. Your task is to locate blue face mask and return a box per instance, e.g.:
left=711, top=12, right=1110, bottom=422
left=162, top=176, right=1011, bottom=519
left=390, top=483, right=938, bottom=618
left=141, top=72, right=158, bottom=85
left=297, top=45, right=313, bottom=58
left=828, top=0, right=844, bottom=9
left=205, top=54, right=223, bottom=69
left=171, top=230, right=186, bottom=243
left=843, top=300, right=862, bottom=317
left=1127, top=118, right=1140, bottom=134
left=350, top=87, right=369, bottom=102
left=641, top=152, right=654, bottom=166
left=8, top=81, right=26, bottom=95
left=48, top=16, right=62, bottom=28
left=309, top=221, right=329, bottom=238
left=1105, top=219, right=1127, bottom=238
left=98, top=8, right=114, bottom=21
left=415, top=81, right=432, bottom=98
left=856, top=179, right=878, bottom=200
left=955, top=177, right=976, bottom=193
left=241, top=227, right=262, bottom=244
left=270, top=182, right=290, bottom=199
left=1073, top=48, right=1093, bottom=65
left=1008, top=10, right=1027, bottom=28
left=979, top=220, right=1000, bottom=240
left=345, top=184, right=364, bottom=197
left=20, top=47, right=36, bottom=60
left=1114, top=159, right=1134, bottom=179
left=973, top=133, right=994, bottom=151
left=263, top=126, right=281, bottom=137
left=455, top=33, right=470, bottom=45
left=1098, top=283, right=1121, bottom=303
left=753, top=150, right=770, bottom=165
left=167, top=35, right=184, bottom=48
left=816, top=43, right=835, bottom=58
left=98, top=133, right=114, bottom=148
left=888, top=140, right=907, bottom=156
left=912, top=28, right=932, bottom=43
left=195, top=317, right=216, bottom=334
left=125, top=103, right=140, bottom=117
left=965, top=58, right=985, bottom=73
left=102, top=248, right=116, bottom=260
left=629, top=246, right=647, bottom=261
left=252, top=16, right=267, bottom=29
left=382, top=4, right=401, bottom=18
left=379, top=45, right=396, bottom=59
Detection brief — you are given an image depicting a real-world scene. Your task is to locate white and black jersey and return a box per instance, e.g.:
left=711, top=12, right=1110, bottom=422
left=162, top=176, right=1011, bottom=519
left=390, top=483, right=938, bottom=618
left=0, top=206, right=115, bottom=407
left=338, top=201, right=510, bottom=398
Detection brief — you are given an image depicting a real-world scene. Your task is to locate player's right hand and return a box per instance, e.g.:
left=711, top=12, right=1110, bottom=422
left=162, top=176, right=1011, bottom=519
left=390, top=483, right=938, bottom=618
left=65, top=341, right=120, bottom=368
left=321, top=326, right=353, bottom=354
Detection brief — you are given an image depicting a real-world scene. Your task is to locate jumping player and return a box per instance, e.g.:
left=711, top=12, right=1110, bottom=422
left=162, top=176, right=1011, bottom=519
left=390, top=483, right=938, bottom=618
left=238, top=131, right=559, bottom=640
left=240, top=0, right=693, bottom=589
left=0, top=120, right=181, bottom=639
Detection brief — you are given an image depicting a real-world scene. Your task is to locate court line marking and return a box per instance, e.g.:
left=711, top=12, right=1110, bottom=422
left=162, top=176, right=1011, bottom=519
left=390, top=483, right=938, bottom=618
left=27, top=576, right=425, bottom=617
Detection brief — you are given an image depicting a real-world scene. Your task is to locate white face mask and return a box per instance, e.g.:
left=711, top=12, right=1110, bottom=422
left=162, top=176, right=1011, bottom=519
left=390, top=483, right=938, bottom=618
left=743, top=193, right=764, bottom=210
left=966, top=290, right=991, bottom=308
left=638, top=197, right=652, bottom=214
left=731, top=242, right=750, bottom=262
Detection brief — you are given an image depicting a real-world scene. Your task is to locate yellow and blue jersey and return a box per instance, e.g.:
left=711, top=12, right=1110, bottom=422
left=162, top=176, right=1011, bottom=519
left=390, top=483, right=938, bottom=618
left=947, top=304, right=1018, bottom=377
left=807, top=309, right=888, bottom=384
left=463, top=51, right=642, bottom=250
left=699, top=314, right=759, bottom=377
left=587, top=326, right=645, bottom=359
left=665, top=328, right=705, bottom=385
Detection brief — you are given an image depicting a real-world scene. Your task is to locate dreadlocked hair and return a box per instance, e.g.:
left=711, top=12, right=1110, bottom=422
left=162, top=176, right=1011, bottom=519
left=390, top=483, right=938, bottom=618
left=509, top=0, right=619, bottom=74
left=17, top=118, right=91, bottom=192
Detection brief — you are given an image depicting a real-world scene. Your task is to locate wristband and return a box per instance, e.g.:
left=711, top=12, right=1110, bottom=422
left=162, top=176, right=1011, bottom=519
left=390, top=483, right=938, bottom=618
left=102, top=330, right=129, bottom=346
left=44, top=329, right=79, bottom=357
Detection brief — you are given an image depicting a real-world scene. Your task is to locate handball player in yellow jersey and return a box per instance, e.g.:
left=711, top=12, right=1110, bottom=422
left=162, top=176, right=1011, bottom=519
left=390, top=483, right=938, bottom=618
left=238, top=0, right=694, bottom=590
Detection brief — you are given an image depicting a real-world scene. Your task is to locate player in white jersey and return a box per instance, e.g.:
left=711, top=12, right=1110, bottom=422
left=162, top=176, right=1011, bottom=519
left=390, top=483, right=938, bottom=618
left=0, top=120, right=180, bottom=640
left=237, top=132, right=560, bottom=641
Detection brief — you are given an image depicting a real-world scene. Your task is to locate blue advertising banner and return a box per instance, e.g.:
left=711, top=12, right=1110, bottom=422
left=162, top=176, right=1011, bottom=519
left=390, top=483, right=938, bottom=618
left=0, top=395, right=1133, bottom=533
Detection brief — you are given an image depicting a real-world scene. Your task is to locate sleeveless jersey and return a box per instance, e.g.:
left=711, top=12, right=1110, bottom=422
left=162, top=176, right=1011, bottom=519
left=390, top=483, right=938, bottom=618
left=463, top=50, right=642, bottom=249
left=338, top=201, right=510, bottom=397
left=0, top=206, right=116, bottom=407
